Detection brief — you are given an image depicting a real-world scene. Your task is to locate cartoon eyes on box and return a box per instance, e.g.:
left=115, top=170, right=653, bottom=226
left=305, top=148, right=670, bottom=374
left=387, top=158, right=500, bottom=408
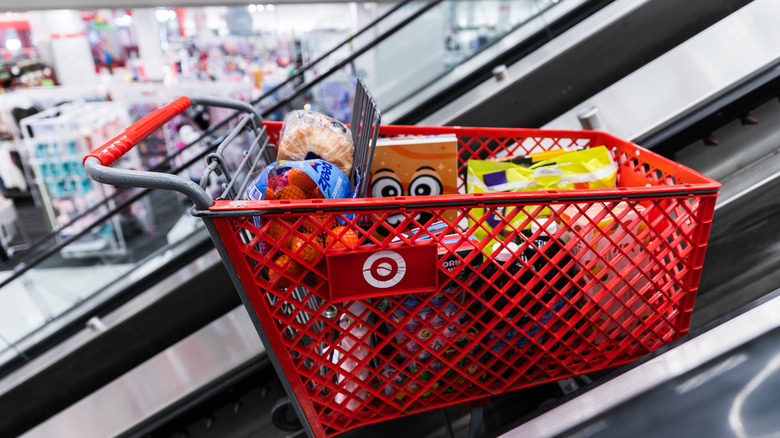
left=371, top=166, right=443, bottom=198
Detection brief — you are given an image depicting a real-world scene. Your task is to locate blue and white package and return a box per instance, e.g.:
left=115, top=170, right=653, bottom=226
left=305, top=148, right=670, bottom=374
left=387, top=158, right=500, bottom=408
left=243, top=159, right=354, bottom=201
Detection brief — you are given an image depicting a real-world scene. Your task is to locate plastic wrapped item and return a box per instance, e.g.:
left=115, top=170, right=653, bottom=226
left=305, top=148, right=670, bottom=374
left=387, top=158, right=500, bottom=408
left=466, top=146, right=617, bottom=242
left=277, top=110, right=354, bottom=176
left=467, top=146, right=616, bottom=193
left=242, top=159, right=354, bottom=280
left=561, top=202, right=653, bottom=342
left=243, top=159, right=353, bottom=202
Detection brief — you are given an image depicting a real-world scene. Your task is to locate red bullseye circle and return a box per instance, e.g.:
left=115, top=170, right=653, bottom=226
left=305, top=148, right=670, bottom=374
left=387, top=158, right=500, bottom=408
left=370, top=257, right=398, bottom=281
left=362, top=250, right=407, bottom=289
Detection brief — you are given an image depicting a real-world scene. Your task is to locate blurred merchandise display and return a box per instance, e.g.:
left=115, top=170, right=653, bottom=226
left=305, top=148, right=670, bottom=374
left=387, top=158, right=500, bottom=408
left=83, top=10, right=138, bottom=76
left=0, top=17, right=57, bottom=91
left=0, top=58, right=57, bottom=91
left=0, top=86, right=108, bottom=198
left=0, top=1, right=561, bottom=123
left=20, top=102, right=153, bottom=258
left=105, top=81, right=253, bottom=169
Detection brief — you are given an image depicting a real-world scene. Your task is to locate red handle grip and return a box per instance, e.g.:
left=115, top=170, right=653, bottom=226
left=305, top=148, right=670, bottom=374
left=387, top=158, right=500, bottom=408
left=83, top=96, right=191, bottom=166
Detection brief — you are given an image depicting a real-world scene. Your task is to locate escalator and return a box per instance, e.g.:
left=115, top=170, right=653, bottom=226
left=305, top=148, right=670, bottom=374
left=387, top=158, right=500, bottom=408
left=2, top=0, right=775, bottom=437
left=2, top=2, right=638, bottom=435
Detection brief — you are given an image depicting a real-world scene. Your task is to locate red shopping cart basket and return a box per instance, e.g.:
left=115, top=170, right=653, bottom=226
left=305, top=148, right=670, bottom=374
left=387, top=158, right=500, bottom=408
left=84, top=92, right=719, bottom=438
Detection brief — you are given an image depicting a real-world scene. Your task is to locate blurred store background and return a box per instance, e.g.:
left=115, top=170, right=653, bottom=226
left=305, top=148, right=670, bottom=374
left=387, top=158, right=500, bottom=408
left=2, top=0, right=780, bottom=437
left=0, top=2, right=561, bottom=116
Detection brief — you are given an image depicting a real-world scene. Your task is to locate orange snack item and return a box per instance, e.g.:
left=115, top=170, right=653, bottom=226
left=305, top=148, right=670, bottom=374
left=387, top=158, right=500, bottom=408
left=300, top=214, right=332, bottom=233
left=290, top=233, right=324, bottom=264
left=276, top=185, right=307, bottom=200
left=287, top=168, right=318, bottom=194
left=271, top=253, right=305, bottom=289
left=266, top=220, right=291, bottom=242
left=325, top=226, right=359, bottom=250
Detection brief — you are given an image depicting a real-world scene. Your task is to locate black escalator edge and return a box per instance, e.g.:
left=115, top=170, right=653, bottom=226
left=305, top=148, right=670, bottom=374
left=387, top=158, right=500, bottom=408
left=635, top=59, right=780, bottom=156
left=400, top=0, right=753, bottom=129
left=393, top=0, right=616, bottom=126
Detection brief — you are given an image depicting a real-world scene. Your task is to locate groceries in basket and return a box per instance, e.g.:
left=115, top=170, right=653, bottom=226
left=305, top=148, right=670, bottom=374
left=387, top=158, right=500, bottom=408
left=377, top=235, right=482, bottom=401
left=264, top=224, right=360, bottom=290
left=390, top=220, right=451, bottom=242
left=244, top=159, right=353, bottom=202
left=277, top=109, right=355, bottom=176
left=467, top=146, right=616, bottom=194
left=467, top=225, right=574, bottom=364
left=369, top=134, right=459, bottom=236
left=561, top=202, right=654, bottom=341
left=243, top=159, right=358, bottom=289
left=466, top=146, right=617, bottom=241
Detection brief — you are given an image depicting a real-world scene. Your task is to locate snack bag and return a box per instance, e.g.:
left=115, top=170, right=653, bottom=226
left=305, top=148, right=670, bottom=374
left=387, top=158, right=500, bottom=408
left=277, top=110, right=354, bottom=176
left=243, top=159, right=354, bottom=287
left=466, top=146, right=617, bottom=242
left=369, top=135, right=459, bottom=237
left=243, top=159, right=353, bottom=202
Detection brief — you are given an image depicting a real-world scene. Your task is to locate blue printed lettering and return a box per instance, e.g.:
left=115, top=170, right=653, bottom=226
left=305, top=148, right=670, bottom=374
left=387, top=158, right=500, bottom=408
left=316, top=161, right=333, bottom=187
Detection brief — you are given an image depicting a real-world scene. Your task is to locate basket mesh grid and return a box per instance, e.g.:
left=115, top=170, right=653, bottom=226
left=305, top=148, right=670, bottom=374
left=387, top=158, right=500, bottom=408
left=211, top=129, right=716, bottom=436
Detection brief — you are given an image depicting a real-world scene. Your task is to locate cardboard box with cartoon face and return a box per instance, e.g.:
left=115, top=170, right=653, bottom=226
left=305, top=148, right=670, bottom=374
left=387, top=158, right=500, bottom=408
left=370, top=134, right=459, bottom=234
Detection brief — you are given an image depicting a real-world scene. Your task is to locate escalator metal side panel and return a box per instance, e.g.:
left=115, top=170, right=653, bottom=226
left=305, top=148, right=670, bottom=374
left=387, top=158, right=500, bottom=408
left=415, top=0, right=753, bottom=129
left=499, top=290, right=780, bottom=438
left=0, top=229, right=216, bottom=377
left=381, top=0, right=594, bottom=124
left=21, top=306, right=264, bottom=438
left=0, top=249, right=242, bottom=437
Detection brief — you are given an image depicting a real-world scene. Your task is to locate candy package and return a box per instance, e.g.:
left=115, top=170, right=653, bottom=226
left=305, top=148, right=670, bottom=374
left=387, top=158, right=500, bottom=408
left=377, top=236, right=482, bottom=401
left=277, top=110, right=355, bottom=176
left=466, top=146, right=617, bottom=242
left=467, top=146, right=616, bottom=193
left=369, top=134, right=459, bottom=231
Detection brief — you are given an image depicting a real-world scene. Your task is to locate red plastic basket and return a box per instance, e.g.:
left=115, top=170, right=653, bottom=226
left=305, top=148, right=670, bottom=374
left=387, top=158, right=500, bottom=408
left=207, top=123, right=719, bottom=437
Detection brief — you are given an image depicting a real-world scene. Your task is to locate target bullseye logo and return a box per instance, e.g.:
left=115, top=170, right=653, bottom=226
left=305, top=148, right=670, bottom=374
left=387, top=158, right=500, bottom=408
left=363, top=250, right=407, bottom=288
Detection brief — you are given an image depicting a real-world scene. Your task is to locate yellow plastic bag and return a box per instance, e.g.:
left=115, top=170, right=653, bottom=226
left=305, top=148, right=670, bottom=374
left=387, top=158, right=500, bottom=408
left=466, top=146, right=617, bottom=244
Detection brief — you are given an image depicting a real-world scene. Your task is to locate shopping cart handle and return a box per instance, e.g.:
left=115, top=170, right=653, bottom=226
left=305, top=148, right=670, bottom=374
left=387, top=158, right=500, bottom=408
left=83, top=96, right=192, bottom=166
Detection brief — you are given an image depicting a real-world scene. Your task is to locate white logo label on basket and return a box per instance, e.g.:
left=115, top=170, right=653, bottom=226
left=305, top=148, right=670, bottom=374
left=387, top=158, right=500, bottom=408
left=362, top=251, right=406, bottom=288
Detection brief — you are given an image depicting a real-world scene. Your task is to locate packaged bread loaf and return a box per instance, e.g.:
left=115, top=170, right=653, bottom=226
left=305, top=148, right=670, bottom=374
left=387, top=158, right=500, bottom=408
left=277, top=110, right=354, bottom=175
